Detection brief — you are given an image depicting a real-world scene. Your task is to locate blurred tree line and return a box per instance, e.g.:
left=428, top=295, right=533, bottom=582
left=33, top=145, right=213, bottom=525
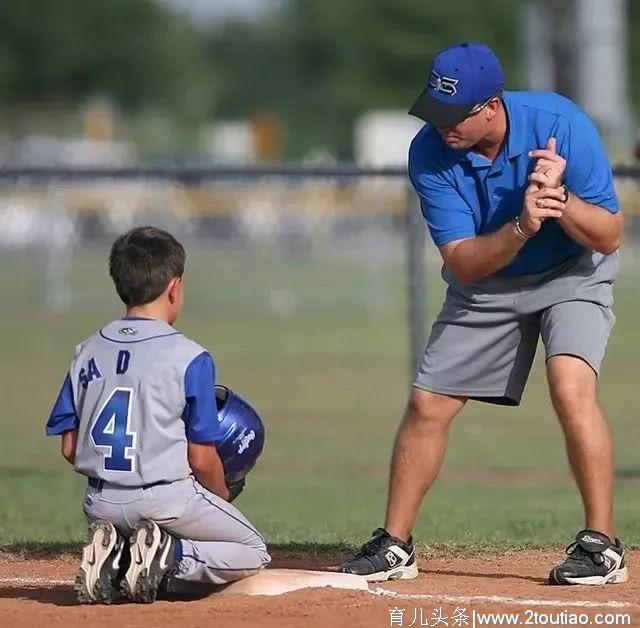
left=1, top=0, right=638, bottom=159
left=209, top=0, right=519, bottom=158
left=0, top=0, right=214, bottom=145
left=0, top=0, right=213, bottom=114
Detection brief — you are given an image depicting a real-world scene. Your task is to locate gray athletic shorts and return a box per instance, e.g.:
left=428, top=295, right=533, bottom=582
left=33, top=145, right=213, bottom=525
left=413, top=251, right=619, bottom=406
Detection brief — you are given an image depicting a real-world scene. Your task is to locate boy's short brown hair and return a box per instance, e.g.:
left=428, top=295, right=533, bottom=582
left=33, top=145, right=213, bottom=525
left=109, top=226, right=185, bottom=306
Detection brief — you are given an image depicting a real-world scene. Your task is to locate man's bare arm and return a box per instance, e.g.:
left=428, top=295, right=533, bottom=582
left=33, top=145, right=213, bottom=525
left=440, top=185, right=566, bottom=284
left=439, top=222, right=526, bottom=284
left=529, top=138, right=622, bottom=254
left=557, top=193, right=621, bottom=254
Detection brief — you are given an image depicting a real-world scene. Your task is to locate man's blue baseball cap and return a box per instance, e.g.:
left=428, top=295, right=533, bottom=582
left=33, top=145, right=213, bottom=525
left=409, top=42, right=504, bottom=127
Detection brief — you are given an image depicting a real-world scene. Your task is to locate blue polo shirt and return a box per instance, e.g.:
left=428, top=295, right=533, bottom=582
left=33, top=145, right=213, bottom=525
left=408, top=91, right=619, bottom=276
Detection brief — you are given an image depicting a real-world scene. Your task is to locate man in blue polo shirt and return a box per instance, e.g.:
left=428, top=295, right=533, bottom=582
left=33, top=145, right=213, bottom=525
left=341, top=43, right=626, bottom=585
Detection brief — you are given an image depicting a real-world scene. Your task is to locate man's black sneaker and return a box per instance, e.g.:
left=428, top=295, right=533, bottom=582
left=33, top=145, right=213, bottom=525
left=340, top=528, right=418, bottom=582
left=122, top=520, right=177, bottom=603
left=549, top=529, right=628, bottom=585
left=75, top=521, right=129, bottom=604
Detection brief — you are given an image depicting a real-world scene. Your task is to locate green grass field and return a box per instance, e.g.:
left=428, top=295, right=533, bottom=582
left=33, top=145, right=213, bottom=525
left=1, top=245, right=639, bottom=554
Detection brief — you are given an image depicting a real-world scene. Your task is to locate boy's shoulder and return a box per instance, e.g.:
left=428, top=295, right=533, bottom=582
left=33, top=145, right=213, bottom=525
left=74, top=319, right=211, bottom=365
left=173, top=332, right=211, bottom=363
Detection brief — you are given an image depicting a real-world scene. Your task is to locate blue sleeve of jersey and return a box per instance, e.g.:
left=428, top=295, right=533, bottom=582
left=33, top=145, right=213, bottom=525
left=562, top=114, right=619, bottom=213
left=46, top=373, right=79, bottom=435
left=409, top=139, right=476, bottom=246
left=183, top=351, right=222, bottom=443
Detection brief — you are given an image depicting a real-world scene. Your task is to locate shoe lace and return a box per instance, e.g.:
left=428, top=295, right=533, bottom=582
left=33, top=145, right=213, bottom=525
left=354, top=530, right=389, bottom=558
left=565, top=541, right=605, bottom=566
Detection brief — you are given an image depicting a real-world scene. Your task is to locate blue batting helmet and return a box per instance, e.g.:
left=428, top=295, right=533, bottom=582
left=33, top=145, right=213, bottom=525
left=215, top=385, right=265, bottom=484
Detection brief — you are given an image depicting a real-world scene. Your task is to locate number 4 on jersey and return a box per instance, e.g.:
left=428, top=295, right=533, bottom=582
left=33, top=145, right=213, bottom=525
left=90, top=388, right=137, bottom=472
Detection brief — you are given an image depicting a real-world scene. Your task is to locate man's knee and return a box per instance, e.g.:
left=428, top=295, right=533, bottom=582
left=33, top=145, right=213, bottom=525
left=550, top=381, right=592, bottom=420
left=548, top=356, right=598, bottom=420
left=550, top=377, right=598, bottom=422
left=405, top=388, right=465, bottom=430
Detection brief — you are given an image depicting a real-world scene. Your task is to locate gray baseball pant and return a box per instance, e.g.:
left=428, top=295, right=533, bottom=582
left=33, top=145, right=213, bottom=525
left=414, top=251, right=619, bottom=405
left=83, top=475, right=270, bottom=586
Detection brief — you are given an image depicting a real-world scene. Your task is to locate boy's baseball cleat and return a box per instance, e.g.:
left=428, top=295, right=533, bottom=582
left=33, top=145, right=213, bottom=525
left=75, top=521, right=127, bottom=604
left=339, top=528, right=418, bottom=582
left=549, top=529, right=628, bottom=585
left=122, top=520, right=176, bottom=603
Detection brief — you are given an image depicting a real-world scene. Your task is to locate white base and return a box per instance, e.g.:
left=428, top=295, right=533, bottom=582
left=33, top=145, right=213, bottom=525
left=216, top=568, right=369, bottom=596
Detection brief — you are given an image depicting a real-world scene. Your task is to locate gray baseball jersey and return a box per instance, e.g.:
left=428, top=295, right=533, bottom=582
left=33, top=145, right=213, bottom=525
left=46, top=317, right=223, bottom=486
left=47, top=317, right=270, bottom=587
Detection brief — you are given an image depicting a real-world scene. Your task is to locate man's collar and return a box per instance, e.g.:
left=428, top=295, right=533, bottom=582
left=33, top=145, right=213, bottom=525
left=503, top=93, right=526, bottom=159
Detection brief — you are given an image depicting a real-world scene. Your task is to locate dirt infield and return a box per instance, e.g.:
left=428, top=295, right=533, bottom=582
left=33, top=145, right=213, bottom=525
left=0, top=550, right=637, bottom=627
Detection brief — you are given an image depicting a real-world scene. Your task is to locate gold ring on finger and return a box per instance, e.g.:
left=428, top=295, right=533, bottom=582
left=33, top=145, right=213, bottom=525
left=536, top=199, right=545, bottom=208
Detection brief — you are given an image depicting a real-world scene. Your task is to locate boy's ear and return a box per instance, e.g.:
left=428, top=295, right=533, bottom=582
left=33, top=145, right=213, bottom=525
left=167, top=276, right=182, bottom=303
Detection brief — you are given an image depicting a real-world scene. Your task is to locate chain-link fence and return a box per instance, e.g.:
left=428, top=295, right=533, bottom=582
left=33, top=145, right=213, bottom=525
left=2, top=165, right=640, bottom=527
left=0, top=171, right=417, bottom=324
left=0, top=168, right=428, bottom=424
left=2, top=165, right=640, bottom=368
